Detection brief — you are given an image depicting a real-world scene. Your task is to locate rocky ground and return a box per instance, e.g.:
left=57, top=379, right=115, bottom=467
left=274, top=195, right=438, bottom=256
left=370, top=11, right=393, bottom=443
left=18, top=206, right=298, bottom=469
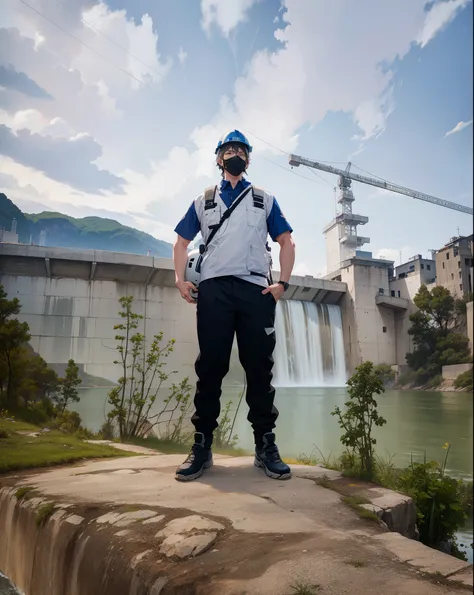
left=1, top=448, right=472, bottom=595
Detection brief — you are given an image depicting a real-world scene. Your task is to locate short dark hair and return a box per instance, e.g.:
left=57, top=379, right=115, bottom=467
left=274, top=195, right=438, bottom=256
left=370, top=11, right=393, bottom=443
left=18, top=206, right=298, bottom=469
left=216, top=144, right=250, bottom=177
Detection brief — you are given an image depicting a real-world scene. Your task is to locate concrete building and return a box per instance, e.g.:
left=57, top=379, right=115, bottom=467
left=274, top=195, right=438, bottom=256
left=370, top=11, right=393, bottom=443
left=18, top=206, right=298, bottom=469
left=324, top=175, right=370, bottom=274
left=389, top=254, right=436, bottom=301
left=0, top=219, right=19, bottom=245
left=323, top=173, right=415, bottom=372
left=435, top=234, right=473, bottom=298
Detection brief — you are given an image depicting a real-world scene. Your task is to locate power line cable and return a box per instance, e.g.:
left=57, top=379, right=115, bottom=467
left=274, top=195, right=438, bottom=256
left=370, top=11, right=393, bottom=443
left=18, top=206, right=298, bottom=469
left=50, top=0, right=167, bottom=80
left=259, top=155, right=328, bottom=186
left=18, top=0, right=149, bottom=87
left=351, top=162, right=391, bottom=183
left=243, top=129, right=333, bottom=186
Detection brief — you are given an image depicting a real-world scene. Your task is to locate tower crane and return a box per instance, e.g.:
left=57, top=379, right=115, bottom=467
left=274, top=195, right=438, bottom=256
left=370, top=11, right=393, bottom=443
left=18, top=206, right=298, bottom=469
left=288, top=154, right=473, bottom=215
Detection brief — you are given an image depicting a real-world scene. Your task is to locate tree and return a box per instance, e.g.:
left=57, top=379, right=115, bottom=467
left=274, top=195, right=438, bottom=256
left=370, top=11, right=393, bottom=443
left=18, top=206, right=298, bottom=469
left=52, top=359, right=82, bottom=414
left=107, top=296, right=192, bottom=441
left=331, top=361, right=387, bottom=480
left=406, top=285, right=470, bottom=383
left=0, top=285, right=31, bottom=410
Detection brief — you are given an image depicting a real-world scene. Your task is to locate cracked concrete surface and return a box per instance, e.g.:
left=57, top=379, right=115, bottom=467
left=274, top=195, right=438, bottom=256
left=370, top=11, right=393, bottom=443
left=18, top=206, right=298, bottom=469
left=3, top=453, right=472, bottom=594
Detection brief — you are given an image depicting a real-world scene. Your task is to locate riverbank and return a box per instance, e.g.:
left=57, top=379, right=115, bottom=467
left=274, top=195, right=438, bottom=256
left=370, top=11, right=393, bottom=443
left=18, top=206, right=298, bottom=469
left=1, top=453, right=472, bottom=595
left=0, top=419, right=134, bottom=473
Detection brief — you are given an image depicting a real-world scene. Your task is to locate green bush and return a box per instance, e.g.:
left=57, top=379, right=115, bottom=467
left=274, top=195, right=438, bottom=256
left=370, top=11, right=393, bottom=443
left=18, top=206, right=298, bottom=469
left=427, top=374, right=443, bottom=388
left=100, top=420, right=115, bottom=440
left=396, top=445, right=468, bottom=558
left=454, top=370, right=473, bottom=391
left=18, top=399, right=55, bottom=425
left=374, top=364, right=395, bottom=385
left=49, top=410, right=82, bottom=434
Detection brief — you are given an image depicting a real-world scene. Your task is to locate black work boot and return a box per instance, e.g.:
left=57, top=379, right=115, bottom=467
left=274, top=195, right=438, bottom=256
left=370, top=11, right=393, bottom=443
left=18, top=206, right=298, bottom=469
left=175, top=432, right=213, bottom=482
left=254, top=432, right=291, bottom=480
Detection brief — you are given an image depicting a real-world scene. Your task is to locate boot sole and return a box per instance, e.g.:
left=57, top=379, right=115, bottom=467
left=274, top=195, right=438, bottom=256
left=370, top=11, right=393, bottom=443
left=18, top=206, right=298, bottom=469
left=254, top=457, right=292, bottom=480
left=175, top=458, right=213, bottom=482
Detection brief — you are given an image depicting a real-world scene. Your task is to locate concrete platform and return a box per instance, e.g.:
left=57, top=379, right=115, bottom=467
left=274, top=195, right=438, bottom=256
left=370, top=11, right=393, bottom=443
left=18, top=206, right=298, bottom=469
left=1, top=454, right=471, bottom=595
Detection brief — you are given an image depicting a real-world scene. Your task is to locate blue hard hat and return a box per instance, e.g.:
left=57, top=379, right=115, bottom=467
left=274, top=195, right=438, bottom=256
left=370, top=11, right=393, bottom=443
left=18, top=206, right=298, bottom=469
left=215, top=130, right=252, bottom=154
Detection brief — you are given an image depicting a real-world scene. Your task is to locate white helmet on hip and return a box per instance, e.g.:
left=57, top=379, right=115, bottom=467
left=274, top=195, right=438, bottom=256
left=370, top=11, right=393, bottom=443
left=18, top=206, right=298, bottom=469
left=185, top=248, right=201, bottom=288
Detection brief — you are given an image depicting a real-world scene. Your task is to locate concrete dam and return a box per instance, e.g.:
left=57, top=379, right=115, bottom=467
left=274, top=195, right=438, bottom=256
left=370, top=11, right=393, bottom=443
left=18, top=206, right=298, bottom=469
left=0, top=244, right=348, bottom=390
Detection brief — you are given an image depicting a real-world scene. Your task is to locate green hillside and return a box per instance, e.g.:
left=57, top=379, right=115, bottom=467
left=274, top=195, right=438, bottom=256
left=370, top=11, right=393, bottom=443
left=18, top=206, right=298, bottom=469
left=0, top=193, right=172, bottom=257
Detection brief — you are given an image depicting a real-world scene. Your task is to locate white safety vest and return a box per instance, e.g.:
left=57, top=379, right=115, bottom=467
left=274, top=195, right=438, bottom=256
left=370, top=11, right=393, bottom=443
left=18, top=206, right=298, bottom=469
left=194, top=184, right=273, bottom=286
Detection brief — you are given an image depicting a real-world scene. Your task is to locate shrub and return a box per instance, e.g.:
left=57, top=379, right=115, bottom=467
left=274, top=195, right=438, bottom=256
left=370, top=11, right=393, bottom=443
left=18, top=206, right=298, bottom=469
left=331, top=361, right=386, bottom=481
left=396, top=444, right=468, bottom=557
left=49, top=410, right=82, bottom=434
left=427, top=374, right=443, bottom=388
left=454, top=370, right=473, bottom=391
left=100, top=420, right=116, bottom=440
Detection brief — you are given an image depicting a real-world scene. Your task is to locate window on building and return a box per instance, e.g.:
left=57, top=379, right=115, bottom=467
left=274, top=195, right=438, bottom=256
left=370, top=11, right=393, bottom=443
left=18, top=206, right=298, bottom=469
left=458, top=260, right=461, bottom=268
left=465, top=258, right=472, bottom=266
left=459, top=271, right=462, bottom=278
left=398, top=290, right=401, bottom=297
left=409, top=264, right=415, bottom=272
left=451, top=273, right=454, bottom=280
left=442, top=263, right=445, bottom=269
left=421, top=263, right=425, bottom=269
left=427, top=264, right=431, bottom=271
left=460, top=284, right=463, bottom=292
left=446, top=252, right=450, bottom=260
left=382, top=326, right=387, bottom=333
left=391, top=290, right=395, bottom=297
left=378, top=288, right=384, bottom=295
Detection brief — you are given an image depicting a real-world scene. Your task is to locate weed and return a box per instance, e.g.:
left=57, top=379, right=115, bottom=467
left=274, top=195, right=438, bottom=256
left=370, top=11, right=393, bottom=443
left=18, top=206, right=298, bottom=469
left=342, top=495, right=380, bottom=523
left=36, top=502, right=55, bottom=527
left=15, top=486, right=35, bottom=501
left=289, top=581, right=321, bottom=595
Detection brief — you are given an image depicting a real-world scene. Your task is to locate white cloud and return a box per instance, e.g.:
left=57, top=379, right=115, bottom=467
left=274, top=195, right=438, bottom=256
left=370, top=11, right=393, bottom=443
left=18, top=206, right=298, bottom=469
left=178, top=47, right=188, bottom=66
left=201, top=0, right=260, bottom=36
left=192, top=0, right=469, bottom=155
left=417, top=0, right=471, bottom=48
left=444, top=119, right=473, bottom=137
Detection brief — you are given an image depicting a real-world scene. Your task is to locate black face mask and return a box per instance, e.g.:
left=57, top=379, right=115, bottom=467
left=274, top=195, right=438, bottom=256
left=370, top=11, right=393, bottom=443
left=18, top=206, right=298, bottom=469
left=223, top=155, right=247, bottom=177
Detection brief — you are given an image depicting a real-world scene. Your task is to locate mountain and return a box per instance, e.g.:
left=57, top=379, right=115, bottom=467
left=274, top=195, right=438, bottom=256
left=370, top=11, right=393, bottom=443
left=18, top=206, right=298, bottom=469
left=0, top=193, right=172, bottom=257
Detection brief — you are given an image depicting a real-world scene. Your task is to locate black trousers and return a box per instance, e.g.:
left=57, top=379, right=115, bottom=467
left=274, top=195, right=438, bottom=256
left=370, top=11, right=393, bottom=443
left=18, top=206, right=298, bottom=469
left=191, top=276, right=279, bottom=445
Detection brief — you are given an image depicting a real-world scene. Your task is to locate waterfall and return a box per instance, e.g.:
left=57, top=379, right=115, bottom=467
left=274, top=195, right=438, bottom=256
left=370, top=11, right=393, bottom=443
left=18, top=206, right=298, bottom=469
left=273, top=300, right=347, bottom=387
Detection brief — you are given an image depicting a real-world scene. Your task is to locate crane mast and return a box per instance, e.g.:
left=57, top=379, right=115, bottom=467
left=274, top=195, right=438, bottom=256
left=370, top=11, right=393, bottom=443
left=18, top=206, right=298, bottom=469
left=288, top=154, right=473, bottom=215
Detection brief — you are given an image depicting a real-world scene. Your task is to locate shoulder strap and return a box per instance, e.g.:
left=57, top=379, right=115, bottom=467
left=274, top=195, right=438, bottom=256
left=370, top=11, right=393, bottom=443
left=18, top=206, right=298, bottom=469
left=204, top=185, right=217, bottom=202
left=203, top=185, right=253, bottom=250
left=252, top=186, right=265, bottom=199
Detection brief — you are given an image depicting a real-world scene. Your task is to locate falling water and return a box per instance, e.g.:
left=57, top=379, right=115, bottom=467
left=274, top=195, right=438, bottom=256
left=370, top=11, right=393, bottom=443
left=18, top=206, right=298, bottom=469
left=273, top=300, right=347, bottom=387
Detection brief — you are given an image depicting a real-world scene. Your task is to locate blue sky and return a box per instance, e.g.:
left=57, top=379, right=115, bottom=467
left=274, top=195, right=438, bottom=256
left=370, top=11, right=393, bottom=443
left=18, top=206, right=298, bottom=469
left=0, top=0, right=472, bottom=276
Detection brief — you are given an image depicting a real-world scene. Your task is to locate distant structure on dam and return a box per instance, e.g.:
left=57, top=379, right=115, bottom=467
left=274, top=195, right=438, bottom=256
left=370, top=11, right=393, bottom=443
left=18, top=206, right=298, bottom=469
left=0, top=241, right=414, bottom=386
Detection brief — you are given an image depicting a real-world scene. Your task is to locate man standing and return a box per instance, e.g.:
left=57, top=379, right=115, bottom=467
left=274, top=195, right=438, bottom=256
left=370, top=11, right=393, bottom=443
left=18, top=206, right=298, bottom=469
left=173, top=130, right=296, bottom=482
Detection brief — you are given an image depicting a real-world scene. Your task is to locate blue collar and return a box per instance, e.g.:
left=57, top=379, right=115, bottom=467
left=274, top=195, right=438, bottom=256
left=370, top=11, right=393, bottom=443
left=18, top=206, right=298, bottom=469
left=219, top=178, right=251, bottom=192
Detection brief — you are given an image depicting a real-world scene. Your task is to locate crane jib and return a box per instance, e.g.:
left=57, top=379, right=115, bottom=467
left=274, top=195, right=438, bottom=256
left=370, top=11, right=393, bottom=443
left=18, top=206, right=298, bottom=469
left=288, top=154, right=473, bottom=216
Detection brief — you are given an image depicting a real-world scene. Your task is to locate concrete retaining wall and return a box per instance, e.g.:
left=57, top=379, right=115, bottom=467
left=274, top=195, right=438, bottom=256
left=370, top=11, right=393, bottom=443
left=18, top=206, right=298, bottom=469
left=442, top=363, right=473, bottom=381
left=0, top=488, right=154, bottom=595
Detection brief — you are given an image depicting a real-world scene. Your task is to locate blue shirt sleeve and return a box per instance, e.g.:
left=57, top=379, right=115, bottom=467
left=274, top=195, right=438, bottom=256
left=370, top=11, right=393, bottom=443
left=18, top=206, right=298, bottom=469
left=267, top=197, right=293, bottom=242
left=174, top=202, right=201, bottom=241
